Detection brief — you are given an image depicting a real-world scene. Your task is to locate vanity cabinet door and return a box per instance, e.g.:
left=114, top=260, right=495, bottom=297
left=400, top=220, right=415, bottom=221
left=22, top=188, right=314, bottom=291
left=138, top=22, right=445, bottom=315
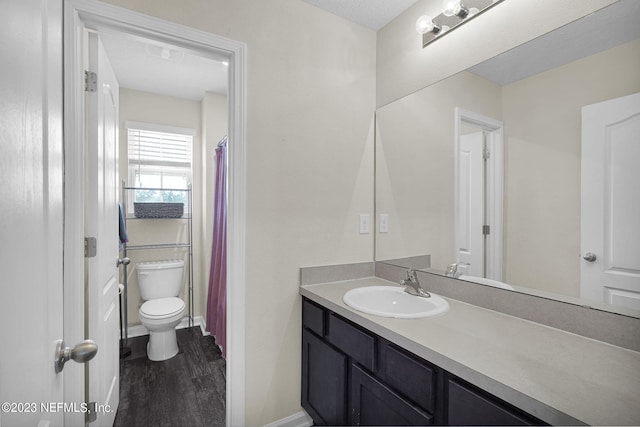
left=351, top=364, right=433, bottom=426
left=301, top=329, right=348, bottom=426
left=379, top=341, right=436, bottom=414
left=447, top=378, right=544, bottom=426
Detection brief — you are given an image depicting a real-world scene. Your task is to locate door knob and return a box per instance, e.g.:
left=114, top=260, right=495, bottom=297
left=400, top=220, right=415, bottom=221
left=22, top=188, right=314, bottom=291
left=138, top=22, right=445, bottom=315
left=54, top=339, right=98, bottom=373
left=117, top=257, right=130, bottom=267
left=583, top=252, right=597, bottom=262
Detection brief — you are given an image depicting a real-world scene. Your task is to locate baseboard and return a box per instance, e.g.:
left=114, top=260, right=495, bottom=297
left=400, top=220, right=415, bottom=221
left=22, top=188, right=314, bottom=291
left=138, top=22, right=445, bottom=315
left=263, top=411, right=313, bottom=427
left=126, top=315, right=207, bottom=338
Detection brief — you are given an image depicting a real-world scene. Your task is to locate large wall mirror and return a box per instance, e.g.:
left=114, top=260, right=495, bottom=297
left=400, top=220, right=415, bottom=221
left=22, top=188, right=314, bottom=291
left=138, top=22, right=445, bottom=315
left=375, top=0, right=640, bottom=317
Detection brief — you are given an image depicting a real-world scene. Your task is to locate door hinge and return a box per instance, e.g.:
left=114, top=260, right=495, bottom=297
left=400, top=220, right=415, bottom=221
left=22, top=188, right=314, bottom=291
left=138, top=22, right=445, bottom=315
left=85, top=70, right=97, bottom=92
left=84, top=237, right=97, bottom=258
left=482, top=148, right=491, bottom=160
left=482, top=225, right=491, bottom=236
left=86, top=401, right=97, bottom=423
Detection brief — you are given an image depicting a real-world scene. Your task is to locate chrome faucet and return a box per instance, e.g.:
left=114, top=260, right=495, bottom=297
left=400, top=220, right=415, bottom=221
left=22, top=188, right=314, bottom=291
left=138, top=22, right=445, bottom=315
left=445, top=262, right=469, bottom=278
left=400, top=269, right=430, bottom=298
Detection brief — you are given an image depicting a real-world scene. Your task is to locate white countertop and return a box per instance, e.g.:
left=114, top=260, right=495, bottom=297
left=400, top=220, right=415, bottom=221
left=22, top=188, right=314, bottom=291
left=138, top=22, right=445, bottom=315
left=301, top=277, right=640, bottom=426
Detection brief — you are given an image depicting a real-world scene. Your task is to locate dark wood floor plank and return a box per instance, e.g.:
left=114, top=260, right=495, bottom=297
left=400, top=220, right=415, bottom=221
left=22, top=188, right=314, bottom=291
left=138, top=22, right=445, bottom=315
left=114, top=327, right=226, bottom=427
left=200, top=334, right=223, bottom=362
left=182, top=340, right=213, bottom=379
left=162, top=353, right=205, bottom=426
left=193, top=373, right=226, bottom=427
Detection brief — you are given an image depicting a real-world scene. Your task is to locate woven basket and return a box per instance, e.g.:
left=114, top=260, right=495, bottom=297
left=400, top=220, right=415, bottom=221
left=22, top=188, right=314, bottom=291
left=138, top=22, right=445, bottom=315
left=133, top=202, right=184, bottom=219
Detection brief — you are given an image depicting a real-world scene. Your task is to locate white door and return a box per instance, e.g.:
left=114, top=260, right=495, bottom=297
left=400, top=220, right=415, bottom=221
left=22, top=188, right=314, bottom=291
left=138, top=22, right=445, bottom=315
left=457, top=132, right=484, bottom=276
left=86, top=31, right=120, bottom=426
left=0, top=1, right=66, bottom=426
left=581, top=92, right=640, bottom=311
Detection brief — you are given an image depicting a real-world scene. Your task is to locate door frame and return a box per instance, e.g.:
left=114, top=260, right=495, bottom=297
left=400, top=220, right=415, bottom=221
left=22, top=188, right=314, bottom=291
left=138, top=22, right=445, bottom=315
left=453, top=108, right=504, bottom=281
left=63, top=1, right=247, bottom=425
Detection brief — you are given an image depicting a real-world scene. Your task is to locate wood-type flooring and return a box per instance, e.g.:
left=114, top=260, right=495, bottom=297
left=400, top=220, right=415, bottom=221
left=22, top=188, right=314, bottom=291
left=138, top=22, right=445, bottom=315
left=114, top=327, right=225, bottom=427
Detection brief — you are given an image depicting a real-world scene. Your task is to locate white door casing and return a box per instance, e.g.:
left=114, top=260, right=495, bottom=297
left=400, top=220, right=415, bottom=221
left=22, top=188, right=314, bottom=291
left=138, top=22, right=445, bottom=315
left=581, top=92, right=640, bottom=311
left=454, top=108, right=504, bottom=281
left=64, top=1, right=248, bottom=425
left=86, top=31, right=120, bottom=426
left=457, top=132, right=484, bottom=277
left=0, top=1, right=66, bottom=426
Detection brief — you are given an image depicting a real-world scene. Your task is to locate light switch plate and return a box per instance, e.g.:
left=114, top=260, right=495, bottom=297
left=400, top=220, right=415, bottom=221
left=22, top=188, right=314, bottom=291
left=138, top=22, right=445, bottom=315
left=379, top=214, right=389, bottom=233
left=359, top=214, right=370, bottom=234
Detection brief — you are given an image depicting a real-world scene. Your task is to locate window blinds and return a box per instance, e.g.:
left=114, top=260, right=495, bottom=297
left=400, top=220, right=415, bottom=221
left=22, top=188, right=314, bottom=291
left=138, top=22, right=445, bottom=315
left=128, top=128, right=192, bottom=168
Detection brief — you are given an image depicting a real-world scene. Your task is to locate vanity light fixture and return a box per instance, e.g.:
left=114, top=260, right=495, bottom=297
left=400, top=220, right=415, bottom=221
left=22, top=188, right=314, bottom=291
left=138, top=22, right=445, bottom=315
left=442, top=0, right=469, bottom=18
left=416, top=0, right=504, bottom=47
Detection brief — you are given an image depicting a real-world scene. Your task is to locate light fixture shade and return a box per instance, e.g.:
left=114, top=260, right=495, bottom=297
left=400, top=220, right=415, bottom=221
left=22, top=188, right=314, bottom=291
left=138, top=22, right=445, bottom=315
left=415, top=14, right=436, bottom=34
left=442, top=0, right=462, bottom=17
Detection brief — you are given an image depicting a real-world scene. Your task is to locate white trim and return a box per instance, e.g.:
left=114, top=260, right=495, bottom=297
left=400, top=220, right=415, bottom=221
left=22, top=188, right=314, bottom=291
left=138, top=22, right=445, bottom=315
left=263, top=411, right=314, bottom=427
left=125, top=120, right=196, bottom=136
left=453, top=108, right=504, bottom=281
left=226, top=17, right=248, bottom=427
left=64, top=2, right=247, bottom=426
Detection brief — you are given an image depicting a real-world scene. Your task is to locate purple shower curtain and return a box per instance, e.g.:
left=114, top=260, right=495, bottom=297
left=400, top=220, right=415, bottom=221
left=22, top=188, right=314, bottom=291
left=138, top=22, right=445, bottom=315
left=206, top=142, right=227, bottom=358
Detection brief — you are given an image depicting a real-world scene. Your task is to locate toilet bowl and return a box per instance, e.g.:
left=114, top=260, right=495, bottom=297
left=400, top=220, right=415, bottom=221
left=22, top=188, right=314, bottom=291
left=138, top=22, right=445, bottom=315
left=139, top=297, right=185, bottom=361
left=136, top=260, right=185, bottom=361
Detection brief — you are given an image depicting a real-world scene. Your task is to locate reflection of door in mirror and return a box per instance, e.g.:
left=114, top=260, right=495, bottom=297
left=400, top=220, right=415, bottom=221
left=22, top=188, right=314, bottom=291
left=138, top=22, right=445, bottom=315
left=457, top=131, right=483, bottom=277
left=454, top=109, right=504, bottom=282
left=581, top=92, right=640, bottom=311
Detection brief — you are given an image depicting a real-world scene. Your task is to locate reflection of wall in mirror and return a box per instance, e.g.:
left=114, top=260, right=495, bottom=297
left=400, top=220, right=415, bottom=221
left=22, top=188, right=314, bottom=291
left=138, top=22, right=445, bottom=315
left=376, top=39, right=640, bottom=299
left=376, top=71, right=502, bottom=269
left=503, top=38, right=640, bottom=297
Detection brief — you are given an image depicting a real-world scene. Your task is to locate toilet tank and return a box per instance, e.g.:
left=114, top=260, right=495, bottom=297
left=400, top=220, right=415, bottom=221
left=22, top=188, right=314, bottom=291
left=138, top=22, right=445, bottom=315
left=136, top=260, right=185, bottom=301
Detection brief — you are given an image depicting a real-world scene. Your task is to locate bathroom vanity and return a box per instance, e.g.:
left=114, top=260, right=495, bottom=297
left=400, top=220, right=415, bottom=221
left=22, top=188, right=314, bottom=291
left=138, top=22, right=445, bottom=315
left=300, top=277, right=640, bottom=426
left=302, top=297, right=544, bottom=425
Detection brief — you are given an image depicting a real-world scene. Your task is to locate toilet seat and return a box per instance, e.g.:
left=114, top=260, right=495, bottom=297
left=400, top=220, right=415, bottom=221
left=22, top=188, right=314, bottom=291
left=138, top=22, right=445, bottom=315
left=140, top=297, right=184, bottom=319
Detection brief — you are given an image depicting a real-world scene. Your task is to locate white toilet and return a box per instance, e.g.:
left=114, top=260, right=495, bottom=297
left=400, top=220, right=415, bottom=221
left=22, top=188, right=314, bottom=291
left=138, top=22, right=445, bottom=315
left=136, top=260, right=186, bottom=361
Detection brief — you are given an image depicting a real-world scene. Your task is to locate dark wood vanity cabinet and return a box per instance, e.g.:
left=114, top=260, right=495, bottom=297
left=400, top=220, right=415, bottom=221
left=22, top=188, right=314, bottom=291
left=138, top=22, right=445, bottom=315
left=446, top=376, right=538, bottom=426
left=301, top=297, right=546, bottom=426
left=351, top=363, right=433, bottom=426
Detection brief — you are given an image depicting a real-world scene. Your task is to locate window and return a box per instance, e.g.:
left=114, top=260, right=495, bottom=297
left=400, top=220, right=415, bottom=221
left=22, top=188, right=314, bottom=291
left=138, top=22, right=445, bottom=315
left=127, top=122, right=194, bottom=210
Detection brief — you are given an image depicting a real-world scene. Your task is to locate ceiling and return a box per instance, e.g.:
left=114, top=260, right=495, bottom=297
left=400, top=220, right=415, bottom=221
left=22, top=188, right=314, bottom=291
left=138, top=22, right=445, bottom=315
left=100, top=32, right=228, bottom=101
left=301, top=0, right=419, bottom=31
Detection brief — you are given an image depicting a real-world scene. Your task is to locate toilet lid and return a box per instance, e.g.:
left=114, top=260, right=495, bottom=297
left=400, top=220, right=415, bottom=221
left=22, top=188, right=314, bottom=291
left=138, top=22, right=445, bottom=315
left=140, top=297, right=185, bottom=319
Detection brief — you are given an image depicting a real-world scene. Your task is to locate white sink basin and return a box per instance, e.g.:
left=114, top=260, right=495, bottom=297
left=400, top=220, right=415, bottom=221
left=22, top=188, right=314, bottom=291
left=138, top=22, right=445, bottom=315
left=343, top=286, right=449, bottom=319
